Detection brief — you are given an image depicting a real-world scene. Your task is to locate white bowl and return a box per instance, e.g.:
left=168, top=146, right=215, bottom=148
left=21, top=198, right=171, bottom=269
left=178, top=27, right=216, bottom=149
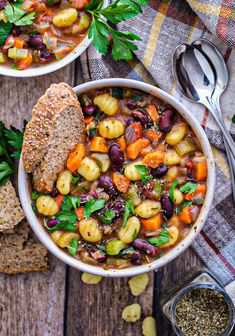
left=0, top=0, right=109, bottom=78
left=18, top=78, right=216, bottom=277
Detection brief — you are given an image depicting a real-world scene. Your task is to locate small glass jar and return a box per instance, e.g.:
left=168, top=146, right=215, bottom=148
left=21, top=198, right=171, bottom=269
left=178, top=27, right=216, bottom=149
left=170, top=282, right=235, bottom=336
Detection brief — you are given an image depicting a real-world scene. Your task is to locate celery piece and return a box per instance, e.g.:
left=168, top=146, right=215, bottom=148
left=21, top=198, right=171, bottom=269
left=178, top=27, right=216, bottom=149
left=0, top=52, right=6, bottom=63
left=106, top=240, right=127, bottom=256
left=8, top=47, right=28, bottom=59
left=174, top=139, right=198, bottom=157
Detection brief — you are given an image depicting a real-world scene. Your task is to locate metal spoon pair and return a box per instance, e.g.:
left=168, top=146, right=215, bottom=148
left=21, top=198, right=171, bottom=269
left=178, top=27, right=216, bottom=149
left=173, top=39, right=235, bottom=204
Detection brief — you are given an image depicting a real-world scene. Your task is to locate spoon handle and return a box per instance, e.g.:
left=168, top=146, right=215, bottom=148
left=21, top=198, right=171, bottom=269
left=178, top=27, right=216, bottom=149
left=211, top=99, right=235, bottom=205
left=206, top=101, right=235, bottom=160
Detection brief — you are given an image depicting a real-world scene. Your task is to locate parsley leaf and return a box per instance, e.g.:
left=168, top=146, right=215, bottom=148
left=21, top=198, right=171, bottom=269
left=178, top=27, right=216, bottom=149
left=176, top=201, right=192, bottom=214
left=86, top=0, right=148, bottom=60
left=148, top=227, right=170, bottom=247
left=132, top=228, right=137, bottom=240
left=4, top=125, right=24, bottom=158
left=0, top=162, right=14, bottom=186
left=62, top=196, right=81, bottom=211
left=32, top=190, right=41, bottom=200
left=71, top=176, right=80, bottom=185
left=67, top=238, right=78, bottom=255
left=169, top=181, right=178, bottom=202
left=47, top=210, right=77, bottom=233
left=0, top=21, right=12, bottom=45
left=84, top=198, right=106, bottom=218
left=4, top=3, right=35, bottom=26
left=180, top=182, right=197, bottom=194
left=135, top=164, right=153, bottom=183
left=97, top=209, right=115, bottom=224
left=122, top=200, right=135, bottom=228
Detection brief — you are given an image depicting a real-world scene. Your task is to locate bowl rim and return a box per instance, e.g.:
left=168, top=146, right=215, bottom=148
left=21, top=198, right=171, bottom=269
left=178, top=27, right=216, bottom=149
left=18, top=78, right=216, bottom=277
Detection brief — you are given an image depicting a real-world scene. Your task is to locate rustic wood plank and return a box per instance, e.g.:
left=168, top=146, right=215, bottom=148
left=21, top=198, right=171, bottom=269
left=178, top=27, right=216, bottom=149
left=0, top=63, right=74, bottom=336
left=66, top=269, right=154, bottom=336
left=155, top=248, right=203, bottom=336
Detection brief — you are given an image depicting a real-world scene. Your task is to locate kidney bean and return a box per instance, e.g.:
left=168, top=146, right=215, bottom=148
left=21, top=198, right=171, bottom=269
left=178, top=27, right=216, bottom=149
left=131, top=109, right=152, bottom=126
left=159, top=108, right=174, bottom=133
left=108, top=144, right=125, bottom=170
left=39, top=49, right=54, bottom=63
left=132, top=239, right=160, bottom=256
left=111, top=199, right=125, bottom=217
left=151, top=164, right=168, bottom=178
left=28, top=34, right=45, bottom=50
left=126, top=118, right=134, bottom=127
left=98, top=176, right=119, bottom=199
left=161, top=194, right=173, bottom=218
left=86, top=245, right=107, bottom=263
left=131, top=259, right=143, bottom=266
left=126, top=99, right=137, bottom=110
left=120, top=247, right=141, bottom=259
left=83, top=105, right=96, bottom=116
left=46, top=218, right=60, bottom=228
left=50, top=184, right=59, bottom=196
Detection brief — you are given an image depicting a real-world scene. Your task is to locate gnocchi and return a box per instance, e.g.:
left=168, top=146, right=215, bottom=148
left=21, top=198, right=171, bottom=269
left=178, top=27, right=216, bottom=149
left=142, top=316, right=157, bottom=336
left=172, top=188, right=184, bottom=205
left=161, top=226, right=179, bottom=248
left=94, top=93, right=119, bottom=116
left=135, top=201, right=161, bottom=219
left=81, top=272, right=102, bottom=284
left=52, top=8, right=78, bottom=28
left=119, top=216, right=140, bottom=244
left=77, top=157, right=100, bottom=181
left=57, top=232, right=80, bottom=248
left=51, top=230, right=64, bottom=244
left=99, top=119, right=125, bottom=139
left=128, top=273, right=149, bottom=296
left=124, top=160, right=142, bottom=181
left=122, top=303, right=141, bottom=323
left=56, top=169, right=72, bottom=195
left=90, top=153, right=110, bottom=172
left=165, top=124, right=187, bottom=146
left=79, top=218, right=102, bottom=242
left=36, top=195, right=59, bottom=216
left=164, top=150, right=181, bottom=165
left=166, top=166, right=178, bottom=182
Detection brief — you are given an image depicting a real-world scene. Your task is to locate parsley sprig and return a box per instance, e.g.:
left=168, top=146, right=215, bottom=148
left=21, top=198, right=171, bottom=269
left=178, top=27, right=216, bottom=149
left=67, top=238, right=78, bottom=255
left=148, top=227, right=170, bottom=247
left=180, top=182, right=197, bottom=194
left=4, top=3, right=35, bottom=26
left=97, top=209, right=115, bottom=224
left=0, top=121, right=25, bottom=185
left=84, top=197, right=106, bottom=218
left=122, top=200, right=135, bottom=227
left=85, top=0, right=148, bottom=60
left=135, top=164, right=153, bottom=183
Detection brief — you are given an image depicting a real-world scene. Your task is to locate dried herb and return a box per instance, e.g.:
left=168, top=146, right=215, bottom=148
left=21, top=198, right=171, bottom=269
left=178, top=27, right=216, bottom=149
left=175, top=287, right=230, bottom=336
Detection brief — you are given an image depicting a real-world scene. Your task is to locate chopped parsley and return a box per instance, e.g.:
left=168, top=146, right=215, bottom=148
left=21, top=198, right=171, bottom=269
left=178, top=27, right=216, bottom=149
left=84, top=198, right=106, bottom=218
left=148, top=227, right=170, bottom=247
left=122, top=200, right=135, bottom=228
left=67, top=238, right=78, bottom=255
left=4, top=3, right=35, bottom=27
left=169, top=181, right=178, bottom=202
left=135, top=164, right=153, bottom=183
left=61, top=196, right=81, bottom=211
left=180, top=182, right=197, bottom=194
left=97, top=209, right=115, bottom=224
left=31, top=190, right=41, bottom=200
left=71, top=176, right=80, bottom=185
left=176, top=201, right=192, bottom=214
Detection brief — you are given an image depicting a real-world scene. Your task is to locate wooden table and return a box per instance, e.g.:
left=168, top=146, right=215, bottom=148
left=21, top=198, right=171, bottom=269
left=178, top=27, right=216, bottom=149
left=0, top=60, right=203, bottom=336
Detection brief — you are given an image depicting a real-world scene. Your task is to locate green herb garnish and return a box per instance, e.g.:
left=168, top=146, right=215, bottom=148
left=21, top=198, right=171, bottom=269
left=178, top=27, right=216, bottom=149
left=0, top=21, right=12, bottom=45
left=62, top=196, right=81, bottom=211
left=148, top=227, right=170, bottom=247
left=135, top=164, right=153, bottom=183
left=122, top=200, right=135, bottom=227
left=71, top=176, right=80, bottom=185
left=4, top=3, right=35, bottom=26
left=176, top=201, right=192, bottom=214
left=31, top=190, right=41, bottom=200
left=4, top=125, right=24, bottom=158
left=180, top=181, right=197, bottom=194
left=84, top=197, right=106, bottom=218
left=169, top=180, right=178, bottom=202
left=67, top=238, right=78, bottom=255
left=97, top=209, right=115, bottom=224
left=132, top=228, right=137, bottom=240
left=48, top=210, right=77, bottom=233
left=85, top=0, right=148, bottom=60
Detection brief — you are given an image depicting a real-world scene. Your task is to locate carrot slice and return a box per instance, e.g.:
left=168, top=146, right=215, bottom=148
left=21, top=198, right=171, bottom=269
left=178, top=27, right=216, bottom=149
left=146, top=104, right=159, bottom=123
left=141, top=213, right=162, bottom=231
left=117, top=136, right=127, bottom=151
left=179, top=206, right=192, bottom=224
left=14, top=37, right=25, bottom=49
left=142, top=151, right=164, bottom=168
left=127, top=139, right=150, bottom=160
left=75, top=207, right=84, bottom=220
left=185, top=184, right=206, bottom=201
left=84, top=116, right=94, bottom=125
left=195, top=160, right=207, bottom=181
left=55, top=194, right=64, bottom=208
left=145, top=129, right=162, bottom=142
left=17, top=52, right=32, bottom=70
left=67, top=144, right=85, bottom=172
left=90, top=136, right=108, bottom=153
left=113, top=172, right=130, bottom=193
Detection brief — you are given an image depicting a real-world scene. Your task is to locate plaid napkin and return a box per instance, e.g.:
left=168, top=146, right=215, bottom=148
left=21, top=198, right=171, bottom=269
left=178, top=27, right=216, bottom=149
left=80, top=0, right=235, bottom=289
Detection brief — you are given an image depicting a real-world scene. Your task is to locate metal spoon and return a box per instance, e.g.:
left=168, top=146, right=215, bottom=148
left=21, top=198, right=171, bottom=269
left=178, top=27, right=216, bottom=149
left=192, top=38, right=235, bottom=204
left=173, top=43, right=235, bottom=158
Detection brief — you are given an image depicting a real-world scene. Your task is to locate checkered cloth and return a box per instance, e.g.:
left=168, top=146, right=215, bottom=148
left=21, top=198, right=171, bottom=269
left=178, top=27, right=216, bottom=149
left=80, top=0, right=235, bottom=289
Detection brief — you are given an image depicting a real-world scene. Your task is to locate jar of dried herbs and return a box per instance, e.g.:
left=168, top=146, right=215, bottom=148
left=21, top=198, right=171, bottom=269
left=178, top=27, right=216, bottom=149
left=170, top=283, right=235, bottom=336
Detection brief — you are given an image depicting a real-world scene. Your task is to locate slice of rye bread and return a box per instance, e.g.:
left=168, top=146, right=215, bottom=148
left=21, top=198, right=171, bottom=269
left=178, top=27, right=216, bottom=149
left=0, top=221, right=49, bottom=274
left=22, top=82, right=86, bottom=192
left=0, top=180, right=25, bottom=232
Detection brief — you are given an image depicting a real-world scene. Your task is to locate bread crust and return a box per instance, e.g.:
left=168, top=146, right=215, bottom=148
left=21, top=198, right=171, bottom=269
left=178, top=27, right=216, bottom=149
left=22, top=82, right=83, bottom=173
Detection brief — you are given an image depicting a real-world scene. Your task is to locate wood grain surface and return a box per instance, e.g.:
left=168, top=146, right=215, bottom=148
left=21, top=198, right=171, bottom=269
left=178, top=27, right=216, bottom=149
left=0, top=60, right=203, bottom=336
